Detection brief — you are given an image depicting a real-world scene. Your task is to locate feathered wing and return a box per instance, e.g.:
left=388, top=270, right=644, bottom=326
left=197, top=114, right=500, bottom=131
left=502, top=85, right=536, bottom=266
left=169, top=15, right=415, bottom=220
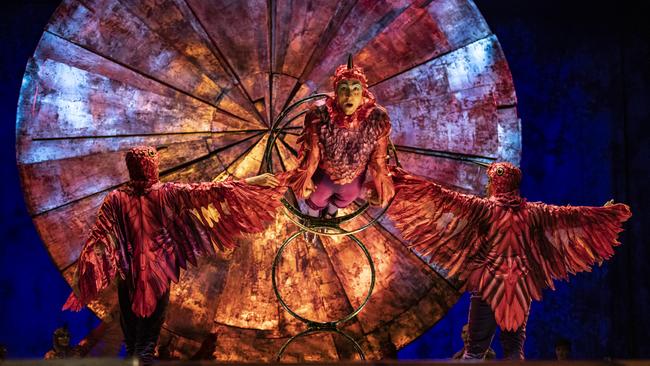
left=389, top=168, right=631, bottom=332
left=127, top=180, right=287, bottom=317
left=63, top=192, right=126, bottom=311
left=67, top=180, right=286, bottom=317
left=471, top=201, right=631, bottom=331
left=387, top=168, right=493, bottom=277
left=284, top=109, right=320, bottom=198
left=524, top=201, right=631, bottom=292
left=465, top=204, right=536, bottom=331
left=161, top=180, right=287, bottom=253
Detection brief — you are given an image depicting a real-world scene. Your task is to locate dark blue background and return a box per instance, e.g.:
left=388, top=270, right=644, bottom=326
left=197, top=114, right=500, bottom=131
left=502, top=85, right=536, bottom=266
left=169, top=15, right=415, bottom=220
left=1, top=0, right=648, bottom=360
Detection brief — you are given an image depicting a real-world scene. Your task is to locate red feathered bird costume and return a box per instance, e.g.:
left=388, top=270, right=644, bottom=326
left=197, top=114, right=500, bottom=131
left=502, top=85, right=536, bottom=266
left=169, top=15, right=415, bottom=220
left=286, top=62, right=394, bottom=211
left=388, top=162, right=631, bottom=359
left=63, top=146, right=285, bottom=362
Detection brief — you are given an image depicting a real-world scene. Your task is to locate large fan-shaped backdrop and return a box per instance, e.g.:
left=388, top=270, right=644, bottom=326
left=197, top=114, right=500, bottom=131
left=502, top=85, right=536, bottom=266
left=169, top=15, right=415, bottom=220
left=16, top=0, right=520, bottom=361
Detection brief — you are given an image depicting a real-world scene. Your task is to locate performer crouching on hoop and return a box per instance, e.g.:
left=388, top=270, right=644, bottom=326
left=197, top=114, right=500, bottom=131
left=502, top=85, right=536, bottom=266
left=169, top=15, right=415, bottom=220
left=286, top=56, right=395, bottom=219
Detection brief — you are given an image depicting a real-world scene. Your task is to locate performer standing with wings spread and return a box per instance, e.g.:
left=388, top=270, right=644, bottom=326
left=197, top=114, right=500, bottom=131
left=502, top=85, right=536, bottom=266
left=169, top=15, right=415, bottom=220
left=63, top=146, right=284, bottom=363
left=388, top=162, right=631, bottom=359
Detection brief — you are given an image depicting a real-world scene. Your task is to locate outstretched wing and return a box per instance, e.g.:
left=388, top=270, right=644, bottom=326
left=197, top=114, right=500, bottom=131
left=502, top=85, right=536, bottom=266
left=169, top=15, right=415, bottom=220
left=67, top=180, right=286, bottom=317
left=387, top=168, right=493, bottom=276
left=524, top=201, right=631, bottom=291
left=129, top=180, right=286, bottom=317
left=63, top=192, right=126, bottom=311
left=159, top=179, right=286, bottom=267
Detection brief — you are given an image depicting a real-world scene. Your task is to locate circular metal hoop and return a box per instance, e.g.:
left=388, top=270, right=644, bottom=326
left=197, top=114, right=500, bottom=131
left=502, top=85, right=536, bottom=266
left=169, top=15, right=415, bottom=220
left=280, top=195, right=396, bottom=237
left=263, top=93, right=329, bottom=174
left=271, top=227, right=376, bottom=327
left=262, top=92, right=403, bottom=174
left=275, top=327, right=365, bottom=362
left=269, top=93, right=393, bottom=361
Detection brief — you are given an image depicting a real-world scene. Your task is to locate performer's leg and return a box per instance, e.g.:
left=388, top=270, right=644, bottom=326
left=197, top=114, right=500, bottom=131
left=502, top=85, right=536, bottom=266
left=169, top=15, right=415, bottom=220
left=134, top=290, right=170, bottom=365
left=331, top=173, right=364, bottom=209
left=500, top=310, right=528, bottom=360
left=305, top=169, right=335, bottom=212
left=324, top=204, right=338, bottom=217
left=463, top=293, right=497, bottom=359
left=117, top=279, right=137, bottom=357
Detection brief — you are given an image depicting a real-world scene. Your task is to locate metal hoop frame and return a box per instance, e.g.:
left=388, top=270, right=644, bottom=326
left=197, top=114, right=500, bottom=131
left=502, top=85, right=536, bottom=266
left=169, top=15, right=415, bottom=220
left=275, top=326, right=365, bottom=362
left=261, top=93, right=402, bottom=174
left=271, top=225, right=376, bottom=327
left=262, top=93, right=330, bottom=174
left=280, top=195, right=396, bottom=237
left=267, top=93, right=401, bottom=361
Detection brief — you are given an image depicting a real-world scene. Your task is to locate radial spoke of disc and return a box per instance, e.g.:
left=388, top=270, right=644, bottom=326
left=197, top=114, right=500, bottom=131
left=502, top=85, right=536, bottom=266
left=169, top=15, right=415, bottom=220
left=394, top=144, right=495, bottom=165
left=278, top=136, right=299, bottom=157
left=271, top=0, right=357, bottom=117
left=292, top=0, right=414, bottom=102
left=368, top=35, right=494, bottom=90
left=217, top=133, right=269, bottom=179
left=160, top=132, right=266, bottom=177
left=180, top=0, right=270, bottom=126
left=270, top=144, right=286, bottom=173
left=184, top=0, right=271, bottom=126
left=44, top=31, right=253, bottom=125
left=30, top=129, right=270, bottom=142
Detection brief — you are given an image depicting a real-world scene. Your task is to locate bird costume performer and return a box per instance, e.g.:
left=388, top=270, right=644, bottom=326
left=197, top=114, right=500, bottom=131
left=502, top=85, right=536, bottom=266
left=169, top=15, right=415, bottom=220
left=286, top=56, right=394, bottom=215
left=63, top=146, right=284, bottom=363
left=388, top=162, right=631, bottom=359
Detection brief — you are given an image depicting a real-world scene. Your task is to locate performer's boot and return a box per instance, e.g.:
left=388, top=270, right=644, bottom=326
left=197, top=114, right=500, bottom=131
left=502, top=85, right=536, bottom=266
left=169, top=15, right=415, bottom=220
left=323, top=204, right=338, bottom=219
left=500, top=312, right=528, bottom=360
left=117, top=280, right=137, bottom=357
left=135, top=341, right=156, bottom=365
left=134, top=290, right=170, bottom=365
left=463, top=293, right=497, bottom=359
left=302, top=206, right=322, bottom=244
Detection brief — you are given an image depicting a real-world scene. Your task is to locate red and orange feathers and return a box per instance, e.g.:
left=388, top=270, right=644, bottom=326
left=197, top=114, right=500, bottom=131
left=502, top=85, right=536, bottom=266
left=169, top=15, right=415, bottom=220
left=388, top=162, right=631, bottom=330
left=64, top=147, right=285, bottom=317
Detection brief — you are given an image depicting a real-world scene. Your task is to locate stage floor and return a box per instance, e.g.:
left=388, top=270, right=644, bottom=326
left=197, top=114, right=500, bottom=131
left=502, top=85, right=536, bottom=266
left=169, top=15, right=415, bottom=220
left=2, top=359, right=650, bottom=366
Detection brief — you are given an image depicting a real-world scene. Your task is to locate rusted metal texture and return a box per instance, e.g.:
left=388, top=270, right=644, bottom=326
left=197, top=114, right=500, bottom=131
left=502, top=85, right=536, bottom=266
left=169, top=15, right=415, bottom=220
left=16, top=0, right=520, bottom=361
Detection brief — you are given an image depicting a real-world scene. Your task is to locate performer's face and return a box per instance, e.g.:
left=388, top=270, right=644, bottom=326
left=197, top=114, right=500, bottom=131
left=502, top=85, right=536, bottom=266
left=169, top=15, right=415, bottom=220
left=461, top=324, right=469, bottom=345
left=336, top=79, right=363, bottom=115
left=555, top=345, right=570, bottom=360
left=54, top=330, right=70, bottom=347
